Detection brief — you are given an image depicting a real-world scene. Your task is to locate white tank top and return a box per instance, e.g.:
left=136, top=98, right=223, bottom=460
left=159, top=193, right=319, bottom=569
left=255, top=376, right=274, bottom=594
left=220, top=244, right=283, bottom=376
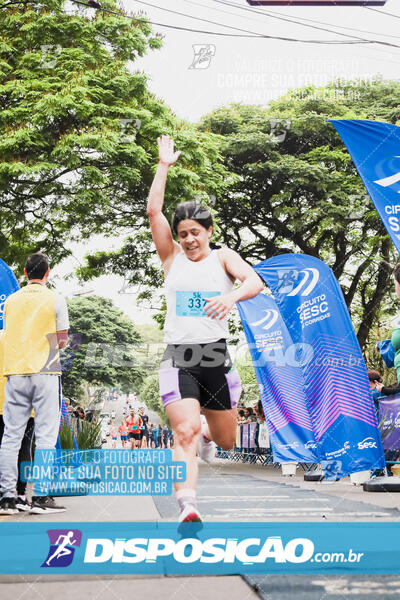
left=164, top=249, right=234, bottom=344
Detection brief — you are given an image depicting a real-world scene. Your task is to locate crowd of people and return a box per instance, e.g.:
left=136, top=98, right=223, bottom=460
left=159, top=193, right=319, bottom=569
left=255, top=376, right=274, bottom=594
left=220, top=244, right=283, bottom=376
left=237, top=400, right=265, bottom=426
left=110, top=408, right=173, bottom=450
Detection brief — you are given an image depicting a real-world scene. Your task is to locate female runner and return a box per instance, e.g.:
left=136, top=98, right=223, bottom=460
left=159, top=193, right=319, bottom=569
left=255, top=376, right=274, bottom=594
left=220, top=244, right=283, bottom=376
left=147, top=135, right=263, bottom=522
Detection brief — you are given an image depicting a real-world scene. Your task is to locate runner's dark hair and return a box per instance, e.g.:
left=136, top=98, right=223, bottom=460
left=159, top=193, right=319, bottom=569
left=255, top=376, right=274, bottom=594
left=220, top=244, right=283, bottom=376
left=25, top=252, right=49, bottom=280
left=172, top=201, right=213, bottom=235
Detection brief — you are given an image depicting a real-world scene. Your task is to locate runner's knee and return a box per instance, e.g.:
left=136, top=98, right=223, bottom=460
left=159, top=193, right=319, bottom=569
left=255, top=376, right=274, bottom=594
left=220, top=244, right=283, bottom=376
left=174, top=421, right=201, bottom=449
left=213, top=432, right=235, bottom=451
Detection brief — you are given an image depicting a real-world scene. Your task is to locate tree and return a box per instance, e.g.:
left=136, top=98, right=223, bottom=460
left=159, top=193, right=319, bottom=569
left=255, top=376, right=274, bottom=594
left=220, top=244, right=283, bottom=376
left=139, top=373, right=168, bottom=425
left=197, top=79, right=400, bottom=347
left=0, top=0, right=226, bottom=277
left=236, top=352, right=259, bottom=407
left=62, top=295, right=144, bottom=400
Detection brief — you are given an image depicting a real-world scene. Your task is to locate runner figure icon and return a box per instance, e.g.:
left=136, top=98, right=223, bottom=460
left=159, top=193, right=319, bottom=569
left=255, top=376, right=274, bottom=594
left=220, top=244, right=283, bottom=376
left=41, top=529, right=82, bottom=568
left=46, top=531, right=77, bottom=566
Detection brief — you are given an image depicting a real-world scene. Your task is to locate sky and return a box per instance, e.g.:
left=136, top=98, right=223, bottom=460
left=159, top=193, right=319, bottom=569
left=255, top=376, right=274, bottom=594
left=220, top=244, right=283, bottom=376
left=53, top=0, right=400, bottom=324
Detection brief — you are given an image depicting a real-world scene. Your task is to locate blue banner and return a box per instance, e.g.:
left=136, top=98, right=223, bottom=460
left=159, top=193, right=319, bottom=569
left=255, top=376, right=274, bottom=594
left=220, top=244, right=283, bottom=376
left=331, top=119, right=400, bottom=255
left=254, top=254, right=385, bottom=478
left=0, top=258, right=19, bottom=329
left=237, top=294, right=319, bottom=463
left=379, top=394, right=400, bottom=451
left=1, top=521, right=400, bottom=574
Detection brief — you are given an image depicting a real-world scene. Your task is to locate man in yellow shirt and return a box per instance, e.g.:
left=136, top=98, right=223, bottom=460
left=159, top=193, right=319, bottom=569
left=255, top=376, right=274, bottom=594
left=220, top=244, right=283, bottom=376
left=0, top=252, right=69, bottom=514
left=0, top=333, right=35, bottom=514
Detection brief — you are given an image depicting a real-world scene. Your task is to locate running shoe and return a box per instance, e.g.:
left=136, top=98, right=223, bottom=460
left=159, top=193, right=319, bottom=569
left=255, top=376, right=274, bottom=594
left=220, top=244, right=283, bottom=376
left=30, top=496, right=66, bottom=514
left=0, top=496, right=18, bottom=515
left=16, top=497, right=31, bottom=512
left=198, top=435, right=216, bottom=463
left=179, top=503, right=202, bottom=523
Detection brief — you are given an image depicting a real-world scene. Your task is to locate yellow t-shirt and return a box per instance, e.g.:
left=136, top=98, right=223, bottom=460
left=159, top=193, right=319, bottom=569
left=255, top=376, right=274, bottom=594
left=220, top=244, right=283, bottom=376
left=3, top=284, right=61, bottom=376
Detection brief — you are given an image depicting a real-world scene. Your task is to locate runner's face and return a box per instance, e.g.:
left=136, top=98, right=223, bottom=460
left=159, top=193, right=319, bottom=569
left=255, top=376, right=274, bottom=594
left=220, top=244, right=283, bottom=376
left=176, top=219, right=212, bottom=262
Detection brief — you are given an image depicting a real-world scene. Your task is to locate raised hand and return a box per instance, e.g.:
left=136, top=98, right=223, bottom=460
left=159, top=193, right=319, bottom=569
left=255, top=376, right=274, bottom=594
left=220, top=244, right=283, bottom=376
left=157, top=135, right=181, bottom=167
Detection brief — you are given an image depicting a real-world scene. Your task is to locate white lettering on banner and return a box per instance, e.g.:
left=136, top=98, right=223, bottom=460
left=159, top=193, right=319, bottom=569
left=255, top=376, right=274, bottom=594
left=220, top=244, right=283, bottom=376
left=296, top=294, right=330, bottom=329
left=83, top=536, right=315, bottom=564
left=325, top=441, right=350, bottom=459
left=383, top=205, right=400, bottom=233
left=388, top=216, right=400, bottom=232
left=357, top=437, right=377, bottom=450
left=384, top=206, right=400, bottom=214
left=305, top=441, right=317, bottom=450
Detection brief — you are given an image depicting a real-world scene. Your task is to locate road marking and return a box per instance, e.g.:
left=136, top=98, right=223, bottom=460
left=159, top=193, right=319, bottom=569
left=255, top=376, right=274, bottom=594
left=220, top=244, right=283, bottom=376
left=213, top=507, right=334, bottom=513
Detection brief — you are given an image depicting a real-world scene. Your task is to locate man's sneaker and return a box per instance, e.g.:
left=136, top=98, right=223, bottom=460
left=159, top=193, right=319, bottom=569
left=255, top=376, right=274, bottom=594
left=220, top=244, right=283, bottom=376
left=179, top=503, right=202, bottom=523
left=198, top=435, right=216, bottom=463
left=30, top=496, right=66, bottom=514
left=0, top=496, right=18, bottom=515
left=16, top=497, right=31, bottom=512
left=16, top=496, right=31, bottom=512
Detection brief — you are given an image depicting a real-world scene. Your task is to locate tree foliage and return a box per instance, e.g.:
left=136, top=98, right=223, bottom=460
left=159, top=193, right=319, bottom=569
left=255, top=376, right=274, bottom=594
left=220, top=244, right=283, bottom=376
left=139, top=372, right=168, bottom=424
left=0, top=0, right=226, bottom=279
left=197, top=79, right=400, bottom=347
left=62, top=295, right=143, bottom=399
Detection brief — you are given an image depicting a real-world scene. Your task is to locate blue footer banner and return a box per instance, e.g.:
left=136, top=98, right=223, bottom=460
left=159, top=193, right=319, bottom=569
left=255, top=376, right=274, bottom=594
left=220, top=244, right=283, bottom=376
left=1, top=522, right=400, bottom=574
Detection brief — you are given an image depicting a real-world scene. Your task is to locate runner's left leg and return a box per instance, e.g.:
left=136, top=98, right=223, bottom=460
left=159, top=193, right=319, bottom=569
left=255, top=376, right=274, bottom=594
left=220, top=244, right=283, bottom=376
left=202, top=407, right=237, bottom=450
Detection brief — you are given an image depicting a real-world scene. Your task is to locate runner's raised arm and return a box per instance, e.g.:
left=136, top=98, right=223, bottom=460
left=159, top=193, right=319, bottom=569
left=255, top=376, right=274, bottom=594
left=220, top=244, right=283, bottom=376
left=147, top=136, right=181, bottom=267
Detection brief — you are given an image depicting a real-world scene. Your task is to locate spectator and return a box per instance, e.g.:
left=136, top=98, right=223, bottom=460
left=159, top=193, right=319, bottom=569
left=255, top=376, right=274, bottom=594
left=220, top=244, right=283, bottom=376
left=0, top=334, right=34, bottom=513
left=152, top=424, right=160, bottom=448
left=241, top=407, right=256, bottom=424
left=75, top=406, right=85, bottom=420
left=257, top=399, right=266, bottom=423
left=148, top=424, right=154, bottom=448
left=0, top=252, right=69, bottom=514
left=162, top=425, right=169, bottom=448
left=237, top=408, right=246, bottom=424
left=368, top=369, right=386, bottom=413
left=375, top=265, right=400, bottom=396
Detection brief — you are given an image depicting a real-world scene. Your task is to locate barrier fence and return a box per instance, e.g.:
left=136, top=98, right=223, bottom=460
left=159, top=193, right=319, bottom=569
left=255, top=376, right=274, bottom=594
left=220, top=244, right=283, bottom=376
left=216, top=421, right=275, bottom=465
left=217, top=402, right=400, bottom=471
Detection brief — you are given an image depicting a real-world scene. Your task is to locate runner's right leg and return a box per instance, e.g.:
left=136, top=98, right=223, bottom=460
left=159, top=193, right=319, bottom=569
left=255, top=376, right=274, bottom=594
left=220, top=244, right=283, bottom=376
left=165, top=398, right=202, bottom=521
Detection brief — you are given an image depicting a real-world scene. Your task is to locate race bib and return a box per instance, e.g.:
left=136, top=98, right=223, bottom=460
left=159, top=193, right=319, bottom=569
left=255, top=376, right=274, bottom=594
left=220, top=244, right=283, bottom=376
left=176, top=291, right=220, bottom=317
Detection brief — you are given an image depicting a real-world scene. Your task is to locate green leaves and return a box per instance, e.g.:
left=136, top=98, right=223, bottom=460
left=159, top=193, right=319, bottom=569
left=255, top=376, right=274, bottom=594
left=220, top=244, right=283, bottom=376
left=0, top=0, right=167, bottom=271
left=198, top=83, right=400, bottom=347
left=62, top=295, right=144, bottom=400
